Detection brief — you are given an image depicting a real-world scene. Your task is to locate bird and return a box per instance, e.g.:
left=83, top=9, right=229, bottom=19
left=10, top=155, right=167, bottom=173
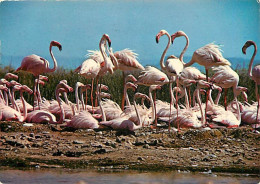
left=210, top=65, right=239, bottom=110
left=242, top=40, right=259, bottom=124
left=15, top=40, right=62, bottom=110
left=135, top=66, right=169, bottom=128
left=27, top=81, right=73, bottom=124
left=110, top=48, right=144, bottom=109
left=156, top=29, right=184, bottom=130
left=99, top=92, right=151, bottom=131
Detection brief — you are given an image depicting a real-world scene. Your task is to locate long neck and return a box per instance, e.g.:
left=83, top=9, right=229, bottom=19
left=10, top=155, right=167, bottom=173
left=160, top=32, right=171, bottom=71
left=169, top=80, right=176, bottom=105
left=196, top=87, right=205, bottom=124
left=75, top=84, right=80, bottom=111
left=99, top=38, right=109, bottom=69
left=37, top=80, right=42, bottom=103
left=233, top=88, right=241, bottom=122
left=47, top=45, right=58, bottom=73
left=80, top=90, right=85, bottom=111
left=183, top=87, right=190, bottom=109
left=214, top=90, right=222, bottom=105
left=56, top=89, right=65, bottom=124
left=179, top=33, right=189, bottom=63
left=20, top=90, right=27, bottom=121
left=11, top=88, right=20, bottom=112
left=208, top=88, right=214, bottom=105
left=148, top=89, right=156, bottom=123
left=247, top=42, right=257, bottom=78
left=133, top=98, right=142, bottom=126
left=3, top=84, right=8, bottom=105
left=124, top=86, right=131, bottom=107
left=97, top=86, right=106, bottom=121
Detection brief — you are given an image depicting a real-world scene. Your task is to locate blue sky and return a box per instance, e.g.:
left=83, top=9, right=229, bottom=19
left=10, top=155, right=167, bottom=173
left=0, top=0, right=259, bottom=69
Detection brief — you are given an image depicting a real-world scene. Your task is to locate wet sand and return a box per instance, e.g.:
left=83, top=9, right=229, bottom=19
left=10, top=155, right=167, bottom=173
left=0, top=121, right=259, bottom=174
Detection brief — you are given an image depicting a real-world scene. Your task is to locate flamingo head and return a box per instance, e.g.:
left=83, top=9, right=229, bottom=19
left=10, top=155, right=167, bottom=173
left=156, top=30, right=168, bottom=43
left=22, top=85, right=33, bottom=94
left=126, top=82, right=137, bottom=91
left=100, top=92, right=111, bottom=99
left=171, top=31, right=186, bottom=44
left=9, top=80, right=21, bottom=87
left=85, top=84, right=92, bottom=90
left=134, top=92, right=150, bottom=101
left=38, top=80, right=45, bottom=86
left=125, top=74, right=137, bottom=82
left=4, top=73, right=18, bottom=80
left=39, top=75, right=48, bottom=82
left=199, top=89, right=207, bottom=95
left=197, top=80, right=211, bottom=89
left=13, top=85, right=22, bottom=92
left=242, top=40, right=256, bottom=54
left=0, top=85, right=8, bottom=92
left=76, top=82, right=85, bottom=89
left=102, top=34, right=111, bottom=47
left=0, top=79, right=9, bottom=85
left=50, top=41, right=62, bottom=51
left=100, top=84, right=109, bottom=91
left=150, top=85, right=161, bottom=91
left=57, top=82, right=73, bottom=92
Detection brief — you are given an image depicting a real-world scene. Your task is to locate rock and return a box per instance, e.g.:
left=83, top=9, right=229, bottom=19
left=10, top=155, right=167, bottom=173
left=143, top=144, right=150, bottom=149
left=29, top=133, right=34, bottom=137
left=137, top=157, right=144, bottom=161
left=35, top=135, right=42, bottom=139
left=73, top=140, right=85, bottom=144
left=93, top=148, right=107, bottom=154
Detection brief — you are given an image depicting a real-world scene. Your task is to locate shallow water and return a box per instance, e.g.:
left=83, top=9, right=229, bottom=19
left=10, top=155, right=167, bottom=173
left=0, top=169, right=259, bottom=184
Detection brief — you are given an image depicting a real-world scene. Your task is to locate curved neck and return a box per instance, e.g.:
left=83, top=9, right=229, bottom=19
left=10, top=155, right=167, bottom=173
left=75, top=84, right=80, bottom=111
left=80, top=90, right=85, bottom=111
left=20, top=90, right=27, bottom=121
left=195, top=87, right=205, bottom=124
left=124, top=86, right=131, bottom=107
left=214, top=90, right=222, bottom=105
left=183, top=87, right=190, bottom=109
left=247, top=42, right=257, bottom=78
left=148, top=88, right=156, bottom=123
left=133, top=98, right=141, bottom=126
left=233, top=88, right=241, bottom=122
left=56, top=89, right=65, bottom=124
left=36, top=79, right=42, bottom=103
left=99, top=38, right=109, bottom=69
left=160, top=32, right=171, bottom=71
left=47, top=45, right=58, bottom=73
left=179, top=33, right=189, bottom=63
left=97, top=85, right=106, bottom=121
left=169, top=80, right=176, bottom=105
left=208, top=88, right=214, bottom=105
left=11, top=88, right=20, bottom=112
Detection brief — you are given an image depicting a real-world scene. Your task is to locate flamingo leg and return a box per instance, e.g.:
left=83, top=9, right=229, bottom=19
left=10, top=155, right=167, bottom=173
left=169, top=82, right=172, bottom=132
left=90, top=78, right=94, bottom=113
left=188, top=86, right=191, bottom=108
left=153, top=90, right=157, bottom=128
left=121, top=72, right=126, bottom=110
left=204, top=69, right=209, bottom=124
left=224, top=88, right=228, bottom=111
left=95, top=77, right=99, bottom=108
left=33, top=76, right=39, bottom=111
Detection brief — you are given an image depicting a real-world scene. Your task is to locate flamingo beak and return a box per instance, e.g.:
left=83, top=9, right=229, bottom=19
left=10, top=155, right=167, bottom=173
left=156, top=34, right=160, bottom=43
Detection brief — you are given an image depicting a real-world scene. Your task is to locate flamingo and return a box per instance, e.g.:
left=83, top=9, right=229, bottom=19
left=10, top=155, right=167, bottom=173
left=0, top=85, right=8, bottom=105
left=3, top=73, right=18, bottom=105
left=0, top=79, right=10, bottom=105
left=135, top=66, right=169, bottom=127
left=15, top=40, right=62, bottom=110
left=210, top=65, right=239, bottom=110
left=242, top=40, right=260, bottom=124
left=156, top=29, right=184, bottom=130
left=0, top=85, right=32, bottom=122
left=99, top=92, right=151, bottom=131
left=110, top=48, right=144, bottom=109
left=27, top=82, right=73, bottom=124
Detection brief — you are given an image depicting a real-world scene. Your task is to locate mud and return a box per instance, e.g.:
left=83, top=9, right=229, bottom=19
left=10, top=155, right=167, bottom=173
left=0, top=121, right=259, bottom=174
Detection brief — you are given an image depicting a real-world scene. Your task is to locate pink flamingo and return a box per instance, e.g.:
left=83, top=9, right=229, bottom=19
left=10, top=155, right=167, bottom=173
left=156, top=29, right=184, bottom=130
left=210, top=65, right=239, bottom=110
left=242, top=40, right=260, bottom=124
left=110, top=48, right=144, bottom=109
left=16, top=40, right=62, bottom=110
left=99, top=92, right=151, bottom=131
left=27, top=82, right=73, bottom=124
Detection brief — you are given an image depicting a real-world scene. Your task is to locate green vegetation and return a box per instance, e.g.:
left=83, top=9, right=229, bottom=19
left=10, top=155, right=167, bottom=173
left=0, top=66, right=257, bottom=107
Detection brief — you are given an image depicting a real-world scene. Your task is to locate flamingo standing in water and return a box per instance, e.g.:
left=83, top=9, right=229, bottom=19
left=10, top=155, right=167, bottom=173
left=16, top=41, right=62, bottom=110
left=242, top=40, right=260, bottom=124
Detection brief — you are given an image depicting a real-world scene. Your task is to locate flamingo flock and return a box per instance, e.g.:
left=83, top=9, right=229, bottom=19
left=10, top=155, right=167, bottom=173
left=0, top=30, right=259, bottom=132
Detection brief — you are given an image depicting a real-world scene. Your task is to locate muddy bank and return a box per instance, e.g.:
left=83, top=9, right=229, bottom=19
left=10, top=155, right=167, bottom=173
left=0, top=121, right=259, bottom=174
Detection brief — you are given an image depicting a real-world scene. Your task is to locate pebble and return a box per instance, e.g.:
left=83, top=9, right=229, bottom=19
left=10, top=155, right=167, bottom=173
left=73, top=140, right=85, bottom=144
